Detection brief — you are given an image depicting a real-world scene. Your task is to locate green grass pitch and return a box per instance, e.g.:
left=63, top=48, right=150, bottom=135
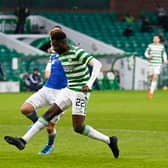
left=1, top=90, right=168, bottom=168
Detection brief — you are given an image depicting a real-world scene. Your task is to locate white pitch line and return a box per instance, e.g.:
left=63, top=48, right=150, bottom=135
left=99, top=128, right=168, bottom=134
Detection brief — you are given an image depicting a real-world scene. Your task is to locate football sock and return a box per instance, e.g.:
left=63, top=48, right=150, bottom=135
left=26, top=111, right=38, bottom=123
left=82, top=125, right=110, bottom=144
left=48, top=129, right=56, bottom=146
left=22, top=117, right=48, bottom=142
left=150, top=80, right=157, bottom=94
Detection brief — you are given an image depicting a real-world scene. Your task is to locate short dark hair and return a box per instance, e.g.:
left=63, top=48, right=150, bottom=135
left=50, top=30, right=67, bottom=41
left=49, top=30, right=70, bottom=54
left=53, top=25, right=62, bottom=30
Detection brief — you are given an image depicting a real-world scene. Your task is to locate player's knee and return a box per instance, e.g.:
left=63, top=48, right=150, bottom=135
left=20, top=106, right=28, bottom=115
left=73, top=125, right=84, bottom=134
left=20, top=104, right=34, bottom=115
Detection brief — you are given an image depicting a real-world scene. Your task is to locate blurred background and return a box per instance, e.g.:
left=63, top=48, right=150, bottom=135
left=0, top=0, right=168, bottom=92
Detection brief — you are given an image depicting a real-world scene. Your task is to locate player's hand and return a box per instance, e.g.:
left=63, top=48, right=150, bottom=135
left=148, top=55, right=153, bottom=59
left=82, top=85, right=89, bottom=94
left=164, top=60, right=168, bottom=64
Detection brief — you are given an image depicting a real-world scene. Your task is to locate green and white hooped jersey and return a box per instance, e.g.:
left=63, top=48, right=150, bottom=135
left=145, top=43, right=167, bottom=66
left=59, top=46, right=93, bottom=92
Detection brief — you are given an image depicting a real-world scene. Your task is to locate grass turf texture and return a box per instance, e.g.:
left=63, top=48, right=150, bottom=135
left=1, top=90, right=168, bottom=168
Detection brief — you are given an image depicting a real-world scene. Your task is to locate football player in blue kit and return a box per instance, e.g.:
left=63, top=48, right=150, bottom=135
left=19, top=26, right=67, bottom=154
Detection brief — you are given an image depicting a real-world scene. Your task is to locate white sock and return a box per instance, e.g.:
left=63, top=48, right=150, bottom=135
left=83, top=125, right=110, bottom=144
left=22, top=118, right=48, bottom=142
left=150, top=80, right=157, bottom=94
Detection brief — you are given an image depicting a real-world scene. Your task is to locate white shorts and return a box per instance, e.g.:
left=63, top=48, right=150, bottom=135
left=25, top=86, right=64, bottom=123
left=148, top=65, right=161, bottom=76
left=54, top=88, right=90, bottom=116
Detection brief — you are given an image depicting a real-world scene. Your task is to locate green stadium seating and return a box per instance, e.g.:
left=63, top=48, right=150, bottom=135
left=31, top=37, right=50, bottom=48
left=140, top=11, right=157, bottom=24
left=30, top=37, right=75, bottom=51
left=2, top=11, right=166, bottom=90
left=96, top=71, right=120, bottom=90
left=0, top=44, right=47, bottom=82
left=35, top=11, right=162, bottom=57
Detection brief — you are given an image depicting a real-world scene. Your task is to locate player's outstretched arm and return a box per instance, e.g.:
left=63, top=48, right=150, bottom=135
left=86, top=58, right=102, bottom=89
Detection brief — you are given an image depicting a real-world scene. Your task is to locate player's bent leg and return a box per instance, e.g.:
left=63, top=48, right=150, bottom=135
left=20, top=103, right=38, bottom=123
left=4, top=104, right=62, bottom=151
left=72, top=115, right=119, bottom=158
left=20, top=102, right=34, bottom=115
left=4, top=118, right=48, bottom=151
left=39, top=112, right=65, bottom=155
left=39, top=122, right=56, bottom=155
left=23, top=103, right=63, bottom=144
left=38, top=104, right=63, bottom=154
left=149, top=75, right=158, bottom=98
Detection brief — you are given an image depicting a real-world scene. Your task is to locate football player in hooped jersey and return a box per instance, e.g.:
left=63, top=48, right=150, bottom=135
left=19, top=26, right=67, bottom=155
left=4, top=30, right=119, bottom=158
left=145, top=35, right=168, bottom=98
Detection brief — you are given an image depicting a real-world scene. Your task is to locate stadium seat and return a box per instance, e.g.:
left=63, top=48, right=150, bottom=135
left=35, top=11, right=161, bottom=57
left=97, top=72, right=105, bottom=90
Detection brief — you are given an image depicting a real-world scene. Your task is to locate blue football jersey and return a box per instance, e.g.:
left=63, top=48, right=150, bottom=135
left=45, top=53, right=67, bottom=89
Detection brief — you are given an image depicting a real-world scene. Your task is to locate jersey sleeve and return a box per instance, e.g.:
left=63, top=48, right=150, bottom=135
left=162, top=46, right=168, bottom=62
left=45, top=55, right=52, bottom=71
left=144, top=44, right=150, bottom=58
left=76, top=48, right=93, bottom=64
